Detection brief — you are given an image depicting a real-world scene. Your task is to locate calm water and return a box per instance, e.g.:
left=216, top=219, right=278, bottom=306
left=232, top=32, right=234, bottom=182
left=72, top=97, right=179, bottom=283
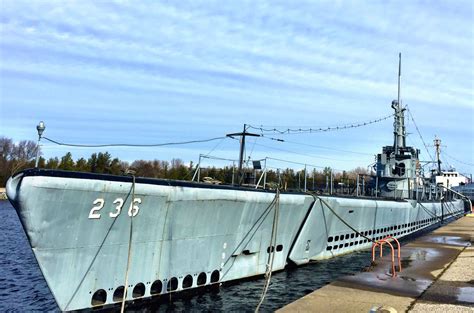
left=2, top=199, right=429, bottom=312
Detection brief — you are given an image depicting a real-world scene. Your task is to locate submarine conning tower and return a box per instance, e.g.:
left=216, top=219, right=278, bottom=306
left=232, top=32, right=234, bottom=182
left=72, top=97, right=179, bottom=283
left=376, top=99, right=420, bottom=198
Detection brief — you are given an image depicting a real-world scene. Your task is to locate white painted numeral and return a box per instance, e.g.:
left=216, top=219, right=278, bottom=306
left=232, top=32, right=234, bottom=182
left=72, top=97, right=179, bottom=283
left=89, top=198, right=104, bottom=219
left=128, top=198, right=141, bottom=217
left=89, top=197, right=142, bottom=219
left=109, top=198, right=124, bottom=218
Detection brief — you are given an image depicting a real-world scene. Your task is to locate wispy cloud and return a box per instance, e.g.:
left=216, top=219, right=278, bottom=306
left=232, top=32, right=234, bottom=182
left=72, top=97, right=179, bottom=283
left=1, top=0, right=472, bottom=173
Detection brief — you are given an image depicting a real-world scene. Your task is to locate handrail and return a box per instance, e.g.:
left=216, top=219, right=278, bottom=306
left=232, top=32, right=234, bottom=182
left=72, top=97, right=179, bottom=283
left=371, top=236, right=402, bottom=277
left=379, top=236, right=402, bottom=271
left=255, top=167, right=268, bottom=189
left=438, top=184, right=471, bottom=203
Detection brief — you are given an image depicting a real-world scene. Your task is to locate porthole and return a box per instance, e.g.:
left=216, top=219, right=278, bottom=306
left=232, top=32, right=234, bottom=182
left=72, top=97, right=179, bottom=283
left=197, top=272, right=206, bottom=286
left=345, top=234, right=350, bottom=240
left=182, top=275, right=193, bottom=289
left=276, top=244, right=283, bottom=252
left=326, top=246, right=332, bottom=251
left=339, top=244, right=343, bottom=249
left=211, top=270, right=220, bottom=283
left=335, top=235, right=339, bottom=241
left=113, top=286, right=124, bottom=302
left=150, top=280, right=163, bottom=295
left=349, top=242, right=354, bottom=246
left=91, top=289, right=107, bottom=306
left=344, top=243, right=349, bottom=247
left=167, top=277, right=178, bottom=292
left=328, top=236, right=334, bottom=242
left=351, top=233, right=355, bottom=239
left=133, top=283, right=145, bottom=298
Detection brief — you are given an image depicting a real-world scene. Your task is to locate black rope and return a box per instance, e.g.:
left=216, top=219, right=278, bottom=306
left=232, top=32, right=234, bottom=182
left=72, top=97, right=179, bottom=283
left=306, top=192, right=376, bottom=243
left=417, top=201, right=442, bottom=222
left=248, top=113, right=393, bottom=135
left=263, top=137, right=374, bottom=156
left=43, top=136, right=227, bottom=148
left=220, top=193, right=279, bottom=282
left=406, top=108, right=434, bottom=162
left=443, top=151, right=474, bottom=167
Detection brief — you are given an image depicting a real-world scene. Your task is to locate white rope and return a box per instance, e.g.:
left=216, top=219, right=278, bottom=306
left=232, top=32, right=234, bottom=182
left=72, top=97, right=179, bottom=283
left=121, top=175, right=135, bottom=313
left=255, top=189, right=280, bottom=312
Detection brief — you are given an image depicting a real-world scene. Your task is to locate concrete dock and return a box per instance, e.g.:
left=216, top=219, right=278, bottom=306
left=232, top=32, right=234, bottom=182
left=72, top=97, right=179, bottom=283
left=278, top=215, right=474, bottom=312
left=0, top=187, right=6, bottom=200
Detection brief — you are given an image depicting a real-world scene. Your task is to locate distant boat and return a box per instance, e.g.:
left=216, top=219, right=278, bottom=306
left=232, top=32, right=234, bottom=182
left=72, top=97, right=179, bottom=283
left=6, top=56, right=470, bottom=311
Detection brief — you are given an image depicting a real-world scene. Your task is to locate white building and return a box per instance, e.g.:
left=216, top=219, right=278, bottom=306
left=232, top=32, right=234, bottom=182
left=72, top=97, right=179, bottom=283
left=435, top=171, right=469, bottom=188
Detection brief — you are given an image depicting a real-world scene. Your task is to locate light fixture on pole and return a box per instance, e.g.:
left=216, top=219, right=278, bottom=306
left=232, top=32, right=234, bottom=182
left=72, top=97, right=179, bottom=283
left=35, top=121, right=45, bottom=168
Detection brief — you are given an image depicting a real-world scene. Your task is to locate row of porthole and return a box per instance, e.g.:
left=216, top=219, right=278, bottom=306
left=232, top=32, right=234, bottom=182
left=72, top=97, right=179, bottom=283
left=327, top=217, right=438, bottom=243
left=326, top=220, right=435, bottom=251
left=267, top=244, right=283, bottom=253
left=91, top=270, right=220, bottom=306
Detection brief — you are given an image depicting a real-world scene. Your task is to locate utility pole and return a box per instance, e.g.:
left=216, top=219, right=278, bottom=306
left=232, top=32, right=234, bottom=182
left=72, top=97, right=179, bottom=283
left=226, top=124, right=260, bottom=185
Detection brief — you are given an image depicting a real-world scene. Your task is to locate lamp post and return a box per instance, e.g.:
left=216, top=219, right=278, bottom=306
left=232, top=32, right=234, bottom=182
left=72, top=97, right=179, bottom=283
left=35, top=121, right=45, bottom=168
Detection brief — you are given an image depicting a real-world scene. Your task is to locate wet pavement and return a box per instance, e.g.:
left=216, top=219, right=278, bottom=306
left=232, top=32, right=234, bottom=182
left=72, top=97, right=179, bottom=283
left=278, top=215, right=474, bottom=312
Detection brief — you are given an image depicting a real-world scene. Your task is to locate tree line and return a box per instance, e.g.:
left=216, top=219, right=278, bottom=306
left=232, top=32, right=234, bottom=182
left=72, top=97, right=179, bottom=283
left=1, top=136, right=369, bottom=191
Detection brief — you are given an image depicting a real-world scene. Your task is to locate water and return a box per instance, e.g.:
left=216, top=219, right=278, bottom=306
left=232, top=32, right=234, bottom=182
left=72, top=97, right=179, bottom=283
left=0, top=201, right=57, bottom=312
left=0, top=200, right=400, bottom=312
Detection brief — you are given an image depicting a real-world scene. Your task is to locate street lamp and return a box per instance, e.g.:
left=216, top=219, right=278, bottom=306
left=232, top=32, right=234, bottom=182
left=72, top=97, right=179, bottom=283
left=35, top=121, right=45, bottom=168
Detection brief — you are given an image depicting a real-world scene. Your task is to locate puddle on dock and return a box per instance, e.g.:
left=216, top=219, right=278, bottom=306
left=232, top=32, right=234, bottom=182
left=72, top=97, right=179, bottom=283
left=399, top=275, right=416, bottom=282
left=422, top=236, right=469, bottom=247
left=457, top=287, right=474, bottom=303
left=405, top=248, right=444, bottom=262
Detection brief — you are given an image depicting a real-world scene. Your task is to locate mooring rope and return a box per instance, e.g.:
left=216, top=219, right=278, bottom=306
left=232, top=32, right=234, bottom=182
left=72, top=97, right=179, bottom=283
left=417, top=201, right=442, bottom=222
left=64, top=176, right=135, bottom=310
left=306, top=192, right=376, bottom=243
left=121, top=174, right=136, bottom=313
left=255, top=189, right=280, bottom=312
left=219, top=192, right=279, bottom=282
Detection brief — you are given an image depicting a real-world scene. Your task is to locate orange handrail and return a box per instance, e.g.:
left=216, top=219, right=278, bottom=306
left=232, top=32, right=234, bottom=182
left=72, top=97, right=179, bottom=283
left=380, top=236, right=402, bottom=271
left=371, top=236, right=402, bottom=277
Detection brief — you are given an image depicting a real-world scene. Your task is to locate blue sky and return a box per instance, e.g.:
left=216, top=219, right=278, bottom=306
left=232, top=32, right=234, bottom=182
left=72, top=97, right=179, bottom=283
left=0, top=1, right=473, bottom=175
